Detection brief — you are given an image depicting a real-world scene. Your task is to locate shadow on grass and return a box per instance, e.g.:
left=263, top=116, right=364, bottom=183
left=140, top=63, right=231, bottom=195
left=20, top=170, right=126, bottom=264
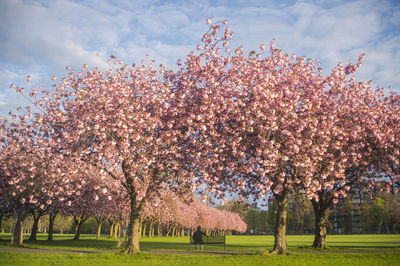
left=140, top=241, right=191, bottom=250
left=329, top=245, right=400, bottom=249
left=4, top=239, right=120, bottom=250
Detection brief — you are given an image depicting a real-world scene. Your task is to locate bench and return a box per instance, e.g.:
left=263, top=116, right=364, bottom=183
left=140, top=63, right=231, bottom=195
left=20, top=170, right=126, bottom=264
left=189, top=235, right=226, bottom=250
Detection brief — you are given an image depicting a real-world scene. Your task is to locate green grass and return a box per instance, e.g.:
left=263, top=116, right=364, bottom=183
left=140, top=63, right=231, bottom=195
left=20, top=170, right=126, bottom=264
left=0, top=233, right=399, bottom=251
left=0, top=234, right=399, bottom=265
left=228, top=234, right=400, bottom=251
left=1, top=251, right=400, bottom=266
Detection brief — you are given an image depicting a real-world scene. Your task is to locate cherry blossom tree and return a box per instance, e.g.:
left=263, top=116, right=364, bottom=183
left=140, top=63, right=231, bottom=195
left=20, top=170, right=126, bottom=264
left=7, top=18, right=397, bottom=254
left=0, top=112, right=66, bottom=245
left=15, top=56, right=192, bottom=253
left=173, top=19, right=398, bottom=253
left=173, top=20, right=331, bottom=253
left=141, top=187, right=246, bottom=236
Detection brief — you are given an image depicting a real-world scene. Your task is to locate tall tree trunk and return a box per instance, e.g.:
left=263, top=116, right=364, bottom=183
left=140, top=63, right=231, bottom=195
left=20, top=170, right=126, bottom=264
left=166, top=225, right=173, bottom=236
left=109, top=219, right=116, bottom=239
left=11, top=208, right=28, bottom=246
left=0, top=213, right=4, bottom=233
left=271, top=191, right=288, bottom=254
left=73, top=214, right=87, bottom=240
left=172, top=225, right=176, bottom=236
left=311, top=191, right=332, bottom=249
left=312, top=210, right=328, bottom=249
left=312, top=205, right=329, bottom=248
left=385, top=217, right=389, bottom=233
left=29, top=210, right=43, bottom=241
left=141, top=222, right=146, bottom=237
left=116, top=222, right=122, bottom=248
left=47, top=211, right=57, bottom=241
left=149, top=221, right=154, bottom=237
left=96, top=220, right=103, bottom=239
left=124, top=208, right=141, bottom=254
left=157, top=223, right=161, bottom=237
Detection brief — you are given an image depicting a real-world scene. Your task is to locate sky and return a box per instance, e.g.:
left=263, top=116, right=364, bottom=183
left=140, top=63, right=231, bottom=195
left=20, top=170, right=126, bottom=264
left=0, top=0, right=400, bottom=116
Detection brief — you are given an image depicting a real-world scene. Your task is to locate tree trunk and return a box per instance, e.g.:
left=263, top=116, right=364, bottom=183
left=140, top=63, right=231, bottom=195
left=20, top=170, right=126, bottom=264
left=385, top=217, right=389, bottom=233
left=116, top=222, right=122, bottom=248
left=96, top=220, right=103, bottom=239
left=166, top=225, right=173, bottom=236
left=141, top=222, right=146, bottom=237
left=172, top=225, right=176, bottom=236
left=124, top=210, right=141, bottom=254
left=109, top=220, right=116, bottom=239
left=48, top=211, right=57, bottom=241
left=271, top=192, right=288, bottom=254
left=157, top=223, right=161, bottom=236
left=0, top=213, right=4, bottom=232
left=378, top=218, right=382, bottom=234
left=11, top=208, right=28, bottom=246
left=29, top=211, right=42, bottom=241
left=73, top=215, right=87, bottom=240
left=311, top=191, right=333, bottom=249
left=312, top=204, right=329, bottom=249
left=149, top=221, right=154, bottom=237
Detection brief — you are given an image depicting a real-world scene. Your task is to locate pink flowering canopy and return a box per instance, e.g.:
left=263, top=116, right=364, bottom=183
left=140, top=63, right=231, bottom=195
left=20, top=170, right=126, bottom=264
left=172, top=20, right=399, bottom=205
left=3, top=18, right=398, bottom=252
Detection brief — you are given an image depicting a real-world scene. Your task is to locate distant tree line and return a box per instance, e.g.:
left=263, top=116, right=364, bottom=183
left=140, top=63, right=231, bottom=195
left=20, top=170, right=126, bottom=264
left=220, top=191, right=400, bottom=235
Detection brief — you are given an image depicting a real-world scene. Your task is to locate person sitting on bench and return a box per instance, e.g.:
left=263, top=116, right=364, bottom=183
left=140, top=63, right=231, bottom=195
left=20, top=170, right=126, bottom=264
left=193, top=225, right=206, bottom=251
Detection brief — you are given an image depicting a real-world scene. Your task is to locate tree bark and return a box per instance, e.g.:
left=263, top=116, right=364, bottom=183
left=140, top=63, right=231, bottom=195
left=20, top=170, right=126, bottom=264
left=47, top=211, right=57, bottom=241
left=312, top=205, right=329, bottom=249
left=29, top=211, right=42, bottom=241
left=124, top=209, right=141, bottom=254
left=116, top=222, right=122, bottom=248
left=73, top=214, right=87, bottom=240
left=157, top=223, right=161, bottom=236
left=171, top=225, right=176, bottom=236
left=141, top=221, right=146, bottom=237
left=109, top=219, right=116, bottom=239
left=11, top=208, right=28, bottom=246
left=271, top=192, right=288, bottom=254
left=0, top=213, right=4, bottom=232
left=149, top=221, right=154, bottom=237
left=311, top=191, right=333, bottom=249
left=96, top=220, right=103, bottom=239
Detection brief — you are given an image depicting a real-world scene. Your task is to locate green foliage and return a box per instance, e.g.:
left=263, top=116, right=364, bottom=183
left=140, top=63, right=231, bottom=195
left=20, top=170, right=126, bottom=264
left=266, top=201, right=276, bottom=233
left=0, top=217, right=13, bottom=233
left=244, top=209, right=269, bottom=234
left=218, top=199, right=249, bottom=219
left=287, top=194, right=315, bottom=234
left=360, top=192, right=400, bottom=233
left=53, top=215, right=74, bottom=233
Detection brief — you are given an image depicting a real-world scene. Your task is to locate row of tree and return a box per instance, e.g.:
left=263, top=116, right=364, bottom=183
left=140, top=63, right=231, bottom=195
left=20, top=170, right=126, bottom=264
left=0, top=174, right=246, bottom=244
left=224, top=190, right=400, bottom=235
left=1, top=19, right=399, bottom=254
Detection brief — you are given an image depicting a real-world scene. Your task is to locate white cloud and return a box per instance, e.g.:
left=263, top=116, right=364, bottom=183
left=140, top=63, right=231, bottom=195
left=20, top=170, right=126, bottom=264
left=0, top=0, right=399, bottom=116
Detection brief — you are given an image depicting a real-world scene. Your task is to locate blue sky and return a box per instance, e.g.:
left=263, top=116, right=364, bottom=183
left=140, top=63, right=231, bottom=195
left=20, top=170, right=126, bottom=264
left=1, top=0, right=399, bottom=116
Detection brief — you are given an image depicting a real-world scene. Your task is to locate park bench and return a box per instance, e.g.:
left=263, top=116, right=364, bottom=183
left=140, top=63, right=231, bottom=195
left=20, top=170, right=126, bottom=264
left=190, top=235, right=226, bottom=250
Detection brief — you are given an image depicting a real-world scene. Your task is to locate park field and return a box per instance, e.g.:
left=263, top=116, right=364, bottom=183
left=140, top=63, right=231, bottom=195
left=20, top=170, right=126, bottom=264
left=0, top=234, right=399, bottom=265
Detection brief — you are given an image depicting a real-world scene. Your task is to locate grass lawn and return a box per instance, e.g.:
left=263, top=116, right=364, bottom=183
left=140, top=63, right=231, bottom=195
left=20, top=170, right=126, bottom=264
left=1, top=233, right=399, bottom=251
left=1, top=251, right=400, bottom=266
left=0, top=234, right=399, bottom=265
